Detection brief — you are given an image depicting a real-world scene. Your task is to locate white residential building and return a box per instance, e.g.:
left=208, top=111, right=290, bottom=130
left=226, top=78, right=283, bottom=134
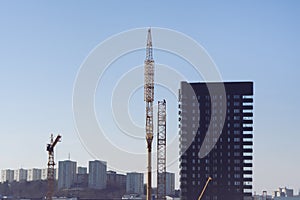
left=41, top=168, right=58, bottom=180
left=27, top=168, right=42, bottom=181
left=14, top=168, right=28, bottom=182
left=1, top=169, right=14, bottom=183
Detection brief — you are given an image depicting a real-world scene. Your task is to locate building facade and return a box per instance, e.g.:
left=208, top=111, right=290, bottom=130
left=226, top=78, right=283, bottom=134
left=107, top=170, right=126, bottom=189
left=27, top=168, right=42, bottom=181
left=77, top=167, right=87, bottom=175
left=58, top=160, right=77, bottom=189
left=74, top=166, right=88, bottom=188
left=88, top=160, right=107, bottom=189
left=179, top=82, right=253, bottom=200
left=126, top=172, right=144, bottom=195
left=1, top=169, right=14, bottom=183
left=165, top=172, right=175, bottom=196
left=273, top=187, right=294, bottom=198
left=41, top=168, right=57, bottom=180
left=14, top=168, right=28, bottom=182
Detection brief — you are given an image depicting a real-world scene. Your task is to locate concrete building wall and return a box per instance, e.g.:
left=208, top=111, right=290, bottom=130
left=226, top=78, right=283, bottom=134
left=165, top=172, right=175, bottom=196
left=1, top=169, right=14, bottom=183
left=14, top=168, right=28, bottom=182
left=27, top=168, right=42, bottom=181
left=126, top=172, right=144, bottom=195
left=88, top=160, right=107, bottom=189
left=58, top=160, right=77, bottom=189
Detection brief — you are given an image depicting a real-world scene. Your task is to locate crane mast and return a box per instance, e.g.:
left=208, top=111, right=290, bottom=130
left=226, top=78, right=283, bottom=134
left=144, top=28, right=154, bottom=200
left=46, top=134, right=61, bottom=200
left=157, top=100, right=167, bottom=200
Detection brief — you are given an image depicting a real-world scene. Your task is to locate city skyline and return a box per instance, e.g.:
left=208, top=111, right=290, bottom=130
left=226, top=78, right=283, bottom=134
left=0, top=1, right=300, bottom=195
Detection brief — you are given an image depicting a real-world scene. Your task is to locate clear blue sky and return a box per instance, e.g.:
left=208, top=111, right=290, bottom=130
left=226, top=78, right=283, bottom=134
left=0, top=0, right=300, bottom=194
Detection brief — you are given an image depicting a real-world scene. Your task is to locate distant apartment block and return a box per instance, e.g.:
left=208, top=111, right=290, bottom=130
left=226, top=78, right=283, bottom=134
left=74, top=166, right=88, bottom=188
left=14, top=168, right=28, bottom=182
left=1, top=169, right=14, bottom=183
left=41, top=168, right=48, bottom=180
left=165, top=172, right=175, bottom=196
left=273, top=187, right=294, bottom=198
left=126, top=172, right=144, bottom=195
left=27, top=168, right=42, bottom=181
left=107, top=170, right=126, bottom=189
left=41, top=168, right=57, bottom=180
left=179, top=82, right=254, bottom=200
left=77, top=167, right=87, bottom=174
left=88, top=160, right=107, bottom=189
left=58, top=160, right=77, bottom=189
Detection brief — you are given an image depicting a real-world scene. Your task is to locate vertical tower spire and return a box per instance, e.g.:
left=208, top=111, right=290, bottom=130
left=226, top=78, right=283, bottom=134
left=146, top=28, right=153, bottom=61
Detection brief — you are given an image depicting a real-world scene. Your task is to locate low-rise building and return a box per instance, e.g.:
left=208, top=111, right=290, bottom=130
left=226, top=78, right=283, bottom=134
left=107, top=170, right=126, bottom=189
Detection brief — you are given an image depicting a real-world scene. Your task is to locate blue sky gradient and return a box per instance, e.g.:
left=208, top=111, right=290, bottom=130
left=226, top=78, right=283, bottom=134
left=0, top=1, right=300, bottom=194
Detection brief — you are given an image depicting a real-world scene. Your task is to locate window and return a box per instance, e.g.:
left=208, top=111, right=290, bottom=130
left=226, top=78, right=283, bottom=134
left=234, top=123, right=240, bottom=128
left=234, top=181, right=241, bottom=186
left=234, top=116, right=240, bottom=120
left=234, top=95, right=240, bottom=99
left=234, top=152, right=240, bottom=156
left=234, top=159, right=240, bottom=164
left=234, top=109, right=240, bottom=114
left=234, top=130, right=240, bottom=135
left=234, top=166, right=241, bottom=171
left=234, top=174, right=241, bottom=178
left=234, top=102, right=240, bottom=106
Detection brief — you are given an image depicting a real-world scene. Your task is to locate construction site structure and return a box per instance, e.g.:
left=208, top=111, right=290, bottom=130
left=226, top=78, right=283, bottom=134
left=157, top=100, right=167, bottom=200
left=46, top=134, right=61, bottom=200
left=144, top=28, right=154, bottom=200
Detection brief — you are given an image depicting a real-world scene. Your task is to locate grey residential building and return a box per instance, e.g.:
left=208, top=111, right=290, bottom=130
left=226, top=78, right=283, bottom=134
left=107, top=170, right=126, bottom=189
left=126, top=172, right=144, bottom=195
left=88, top=160, right=107, bottom=189
left=165, top=172, right=175, bottom=196
left=58, top=160, right=77, bottom=189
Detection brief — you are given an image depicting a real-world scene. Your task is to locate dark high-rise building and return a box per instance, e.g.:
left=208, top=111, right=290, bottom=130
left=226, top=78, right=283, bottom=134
left=179, top=82, right=253, bottom=200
